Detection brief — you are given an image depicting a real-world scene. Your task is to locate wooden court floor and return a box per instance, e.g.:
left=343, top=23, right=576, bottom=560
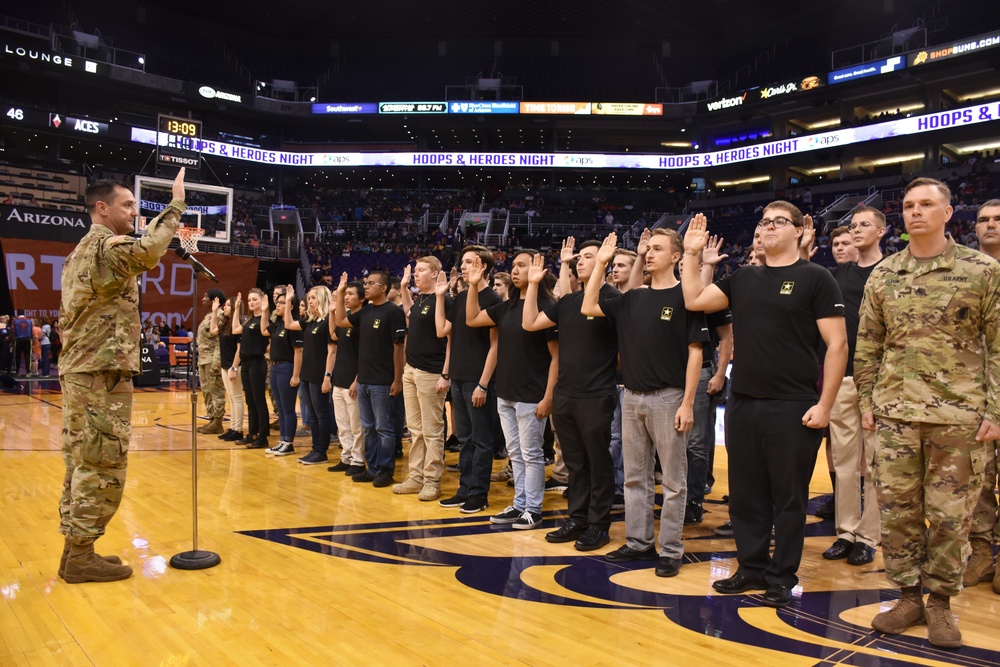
left=2, top=380, right=1000, bottom=666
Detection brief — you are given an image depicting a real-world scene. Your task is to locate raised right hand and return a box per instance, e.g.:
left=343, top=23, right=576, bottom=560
left=172, top=167, right=186, bottom=201
left=683, top=214, right=710, bottom=255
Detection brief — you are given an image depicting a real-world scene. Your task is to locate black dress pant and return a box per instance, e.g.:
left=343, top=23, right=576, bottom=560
left=552, top=392, right=617, bottom=530
left=725, top=392, right=822, bottom=588
left=241, top=356, right=269, bottom=442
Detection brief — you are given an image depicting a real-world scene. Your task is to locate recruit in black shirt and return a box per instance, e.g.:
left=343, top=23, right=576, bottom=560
left=348, top=301, right=407, bottom=385
left=332, top=325, right=359, bottom=389
left=220, top=332, right=241, bottom=369
left=716, top=260, right=845, bottom=400
left=832, top=261, right=879, bottom=376
left=701, top=308, right=733, bottom=366
left=543, top=285, right=619, bottom=398
left=599, top=284, right=708, bottom=392
left=239, top=315, right=267, bottom=358
left=485, top=295, right=557, bottom=403
left=268, top=318, right=302, bottom=364
left=296, top=317, right=329, bottom=384
left=406, top=292, right=451, bottom=373
left=447, top=288, right=501, bottom=382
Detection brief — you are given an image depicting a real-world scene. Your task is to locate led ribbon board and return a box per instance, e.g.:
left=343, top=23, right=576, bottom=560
left=130, top=100, right=1000, bottom=171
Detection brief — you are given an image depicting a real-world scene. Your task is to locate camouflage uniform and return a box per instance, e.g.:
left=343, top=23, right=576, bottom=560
left=855, top=238, right=1000, bottom=596
left=970, top=445, right=999, bottom=543
left=58, top=199, right=184, bottom=544
left=196, top=312, right=225, bottom=420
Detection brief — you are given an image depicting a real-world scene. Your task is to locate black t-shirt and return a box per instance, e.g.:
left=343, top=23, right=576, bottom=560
left=332, top=324, right=359, bottom=389
left=239, top=315, right=267, bottom=358
left=220, top=331, right=241, bottom=368
left=406, top=292, right=451, bottom=373
left=702, top=308, right=733, bottom=366
left=543, top=285, right=619, bottom=398
left=832, top=261, right=879, bottom=376
left=348, top=301, right=407, bottom=385
left=486, top=294, right=557, bottom=402
left=299, top=317, right=333, bottom=384
left=448, top=288, right=502, bottom=382
left=268, top=319, right=302, bottom=364
left=716, top=260, right=845, bottom=400
left=599, top=284, right=708, bottom=392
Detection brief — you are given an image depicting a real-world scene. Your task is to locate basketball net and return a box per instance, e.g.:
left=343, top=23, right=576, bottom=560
left=177, top=227, right=205, bottom=255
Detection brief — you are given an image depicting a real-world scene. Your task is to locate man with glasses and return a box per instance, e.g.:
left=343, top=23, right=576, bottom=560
left=822, top=206, right=886, bottom=567
left=966, top=199, right=1000, bottom=592
left=681, top=202, right=847, bottom=608
left=333, top=271, right=407, bottom=488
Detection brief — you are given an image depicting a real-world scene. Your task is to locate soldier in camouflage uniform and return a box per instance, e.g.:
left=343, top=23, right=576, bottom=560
left=196, top=288, right=227, bottom=434
left=855, top=177, right=1000, bottom=648
left=965, top=198, right=1000, bottom=591
left=58, top=168, right=186, bottom=583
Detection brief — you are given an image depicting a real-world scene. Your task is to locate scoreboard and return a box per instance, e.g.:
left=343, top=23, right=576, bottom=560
left=157, top=114, right=202, bottom=169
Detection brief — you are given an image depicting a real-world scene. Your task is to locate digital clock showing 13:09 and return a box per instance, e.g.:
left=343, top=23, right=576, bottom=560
left=158, top=115, right=201, bottom=138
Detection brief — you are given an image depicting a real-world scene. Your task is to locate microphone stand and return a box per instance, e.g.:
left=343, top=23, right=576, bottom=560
left=170, top=271, right=222, bottom=570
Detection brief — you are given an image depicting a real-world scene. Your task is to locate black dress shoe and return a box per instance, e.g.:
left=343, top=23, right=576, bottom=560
left=712, top=572, right=768, bottom=594
left=823, top=538, right=854, bottom=560
left=655, top=557, right=681, bottom=578
left=762, top=583, right=792, bottom=608
left=574, top=526, right=610, bottom=551
left=605, top=544, right=658, bottom=562
left=545, top=519, right=587, bottom=543
left=814, top=497, right=835, bottom=519
left=847, top=542, right=876, bottom=565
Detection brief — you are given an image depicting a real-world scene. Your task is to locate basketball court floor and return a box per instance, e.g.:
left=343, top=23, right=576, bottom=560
left=2, top=379, right=999, bottom=666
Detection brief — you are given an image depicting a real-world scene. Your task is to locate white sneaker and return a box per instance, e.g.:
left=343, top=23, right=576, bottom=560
left=512, top=510, right=543, bottom=530
left=272, top=442, right=295, bottom=456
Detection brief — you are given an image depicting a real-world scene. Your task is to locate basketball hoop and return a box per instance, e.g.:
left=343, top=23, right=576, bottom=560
left=177, top=227, right=205, bottom=255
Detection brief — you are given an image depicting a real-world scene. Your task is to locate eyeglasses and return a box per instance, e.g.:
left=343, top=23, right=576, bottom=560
left=848, top=221, right=877, bottom=231
left=756, top=216, right=796, bottom=229
left=363, top=281, right=385, bottom=288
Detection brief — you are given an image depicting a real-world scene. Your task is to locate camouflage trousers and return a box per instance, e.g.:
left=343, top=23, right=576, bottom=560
left=199, top=360, right=226, bottom=420
left=970, top=441, right=999, bottom=543
left=58, top=371, right=132, bottom=544
left=873, top=417, right=989, bottom=596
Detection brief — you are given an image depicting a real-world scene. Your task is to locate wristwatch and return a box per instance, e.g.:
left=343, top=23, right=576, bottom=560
left=441, top=373, right=450, bottom=380
left=324, top=372, right=333, bottom=378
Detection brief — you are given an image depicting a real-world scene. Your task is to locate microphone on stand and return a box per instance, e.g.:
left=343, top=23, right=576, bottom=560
left=175, top=247, right=219, bottom=283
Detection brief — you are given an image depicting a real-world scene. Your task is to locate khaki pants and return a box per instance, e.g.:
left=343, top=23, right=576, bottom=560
left=333, top=385, right=363, bottom=465
left=829, top=376, right=880, bottom=547
left=402, top=365, right=447, bottom=484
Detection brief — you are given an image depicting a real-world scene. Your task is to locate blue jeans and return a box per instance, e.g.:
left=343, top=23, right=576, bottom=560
left=686, top=367, right=714, bottom=509
left=452, top=379, right=496, bottom=499
left=392, top=392, right=405, bottom=452
left=270, top=362, right=298, bottom=442
left=303, top=380, right=332, bottom=454
left=609, top=386, right=625, bottom=495
left=298, top=382, right=311, bottom=428
left=358, top=383, right=396, bottom=474
left=497, top=398, right=547, bottom=514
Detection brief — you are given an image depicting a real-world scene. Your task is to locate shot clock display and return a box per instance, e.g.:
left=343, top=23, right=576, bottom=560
left=156, top=114, right=202, bottom=169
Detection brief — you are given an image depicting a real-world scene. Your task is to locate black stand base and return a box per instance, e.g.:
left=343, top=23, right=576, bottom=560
left=169, top=550, right=222, bottom=570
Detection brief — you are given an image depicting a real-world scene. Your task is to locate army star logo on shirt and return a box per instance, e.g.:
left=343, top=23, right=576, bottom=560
left=312, top=326, right=321, bottom=334
left=660, top=307, right=674, bottom=321
left=373, top=319, right=381, bottom=329
left=421, top=305, right=431, bottom=315
left=780, top=281, right=795, bottom=295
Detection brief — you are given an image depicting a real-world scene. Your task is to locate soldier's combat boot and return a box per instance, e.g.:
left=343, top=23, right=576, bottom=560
left=58, top=539, right=122, bottom=579
left=63, top=542, right=133, bottom=583
left=963, top=538, right=995, bottom=587
left=198, top=417, right=224, bottom=434
left=871, top=586, right=924, bottom=634
left=924, top=592, right=962, bottom=648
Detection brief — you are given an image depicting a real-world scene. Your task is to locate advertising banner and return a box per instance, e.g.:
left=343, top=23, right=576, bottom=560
left=2, top=238, right=258, bottom=328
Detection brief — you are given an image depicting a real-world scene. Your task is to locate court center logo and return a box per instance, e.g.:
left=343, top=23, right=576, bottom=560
left=238, top=499, right=1000, bottom=665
